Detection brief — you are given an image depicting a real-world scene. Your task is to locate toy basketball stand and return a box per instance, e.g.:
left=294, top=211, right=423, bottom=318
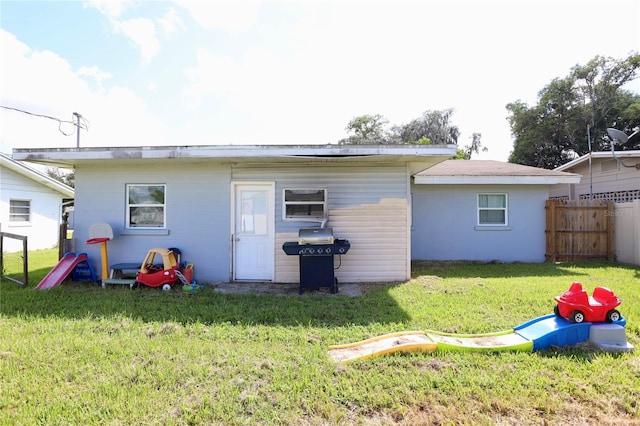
left=86, top=222, right=113, bottom=280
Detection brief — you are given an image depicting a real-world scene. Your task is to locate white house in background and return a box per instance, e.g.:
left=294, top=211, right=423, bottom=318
left=411, top=160, right=580, bottom=262
left=0, top=153, right=74, bottom=253
left=549, top=150, right=640, bottom=202
left=12, top=146, right=580, bottom=285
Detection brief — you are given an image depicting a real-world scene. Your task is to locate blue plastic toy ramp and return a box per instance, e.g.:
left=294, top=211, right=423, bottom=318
left=514, top=314, right=592, bottom=351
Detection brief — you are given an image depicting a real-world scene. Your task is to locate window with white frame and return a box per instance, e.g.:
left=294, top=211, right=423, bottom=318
left=283, top=188, right=327, bottom=220
left=477, top=193, right=508, bottom=226
left=10, top=199, right=31, bottom=223
left=126, top=184, right=166, bottom=228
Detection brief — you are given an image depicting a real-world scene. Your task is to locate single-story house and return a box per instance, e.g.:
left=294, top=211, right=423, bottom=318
left=411, top=160, right=580, bottom=262
left=1, top=152, right=74, bottom=252
left=549, top=150, right=640, bottom=202
left=12, top=146, right=580, bottom=284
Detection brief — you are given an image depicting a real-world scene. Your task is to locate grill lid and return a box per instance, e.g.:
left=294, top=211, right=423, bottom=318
left=298, top=227, right=334, bottom=245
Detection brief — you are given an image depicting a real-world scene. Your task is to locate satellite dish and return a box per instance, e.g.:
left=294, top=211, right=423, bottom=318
left=605, top=128, right=639, bottom=169
left=606, top=128, right=628, bottom=144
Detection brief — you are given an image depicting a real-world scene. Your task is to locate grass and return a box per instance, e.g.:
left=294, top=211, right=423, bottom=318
left=1, top=249, right=639, bottom=425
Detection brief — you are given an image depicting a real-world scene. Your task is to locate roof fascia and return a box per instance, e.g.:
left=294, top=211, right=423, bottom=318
left=555, top=150, right=640, bottom=171
left=1, top=153, right=74, bottom=198
left=12, top=144, right=458, bottom=167
left=413, top=175, right=582, bottom=185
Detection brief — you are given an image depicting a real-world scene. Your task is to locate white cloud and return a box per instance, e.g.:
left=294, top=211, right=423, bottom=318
left=77, top=66, right=112, bottom=92
left=0, top=29, right=169, bottom=151
left=87, top=1, right=163, bottom=63
left=174, top=0, right=262, bottom=32
left=157, top=7, right=186, bottom=34
left=115, top=18, right=160, bottom=63
left=84, top=0, right=135, bottom=19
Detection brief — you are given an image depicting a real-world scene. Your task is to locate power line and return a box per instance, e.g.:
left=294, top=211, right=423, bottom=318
left=0, top=105, right=89, bottom=136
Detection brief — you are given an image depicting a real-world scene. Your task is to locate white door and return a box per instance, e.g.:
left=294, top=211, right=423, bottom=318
left=233, top=183, right=275, bottom=281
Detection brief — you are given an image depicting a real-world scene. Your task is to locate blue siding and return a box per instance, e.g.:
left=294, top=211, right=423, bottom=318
left=411, top=184, right=548, bottom=262
left=74, top=162, right=232, bottom=283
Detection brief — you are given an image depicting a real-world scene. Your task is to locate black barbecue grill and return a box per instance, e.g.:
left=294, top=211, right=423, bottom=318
left=282, top=227, right=350, bottom=295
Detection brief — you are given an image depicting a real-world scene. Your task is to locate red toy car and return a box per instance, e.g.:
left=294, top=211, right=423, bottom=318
left=135, top=247, right=189, bottom=290
left=554, top=282, right=622, bottom=323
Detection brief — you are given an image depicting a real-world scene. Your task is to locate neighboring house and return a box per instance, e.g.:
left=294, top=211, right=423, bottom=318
left=411, top=160, right=580, bottom=262
left=549, top=150, right=640, bottom=202
left=12, top=147, right=579, bottom=283
left=0, top=153, right=74, bottom=253
left=550, top=150, right=640, bottom=266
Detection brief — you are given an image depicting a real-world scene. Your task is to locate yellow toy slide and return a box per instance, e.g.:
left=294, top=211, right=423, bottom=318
left=328, top=331, right=437, bottom=363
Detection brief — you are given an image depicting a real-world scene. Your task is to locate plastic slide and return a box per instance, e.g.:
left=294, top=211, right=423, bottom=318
left=35, top=252, right=89, bottom=290
left=328, top=331, right=437, bottom=363
left=328, top=314, right=629, bottom=363
left=423, top=329, right=533, bottom=353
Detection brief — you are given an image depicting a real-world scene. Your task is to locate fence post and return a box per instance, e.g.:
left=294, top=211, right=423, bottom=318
left=23, top=237, right=29, bottom=286
left=59, top=222, right=68, bottom=260
left=545, top=200, right=557, bottom=262
left=606, top=201, right=615, bottom=262
left=634, top=200, right=640, bottom=265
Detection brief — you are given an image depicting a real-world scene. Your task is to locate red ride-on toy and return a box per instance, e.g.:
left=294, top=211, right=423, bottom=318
left=135, top=247, right=189, bottom=290
left=554, top=282, right=622, bottom=323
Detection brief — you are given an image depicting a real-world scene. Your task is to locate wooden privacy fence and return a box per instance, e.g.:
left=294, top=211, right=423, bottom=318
left=545, top=200, right=615, bottom=262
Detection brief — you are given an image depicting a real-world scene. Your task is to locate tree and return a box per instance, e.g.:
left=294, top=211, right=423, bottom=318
left=47, top=167, right=75, bottom=188
left=391, top=108, right=460, bottom=145
left=508, top=52, right=640, bottom=168
left=339, top=108, right=465, bottom=146
left=339, top=114, right=392, bottom=145
left=461, top=132, right=487, bottom=159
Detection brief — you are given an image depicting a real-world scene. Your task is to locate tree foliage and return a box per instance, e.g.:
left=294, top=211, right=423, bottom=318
left=47, top=167, right=75, bottom=188
left=460, top=132, right=487, bottom=160
left=339, top=108, right=465, bottom=148
left=340, top=114, right=390, bottom=145
left=507, top=53, right=640, bottom=169
left=390, top=108, right=460, bottom=145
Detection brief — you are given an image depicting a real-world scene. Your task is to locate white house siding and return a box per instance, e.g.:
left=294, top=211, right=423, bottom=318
left=73, top=161, right=232, bottom=283
left=0, top=166, right=64, bottom=252
left=411, top=184, right=549, bottom=262
left=550, top=157, right=640, bottom=201
left=614, top=200, right=640, bottom=265
left=231, top=163, right=410, bottom=283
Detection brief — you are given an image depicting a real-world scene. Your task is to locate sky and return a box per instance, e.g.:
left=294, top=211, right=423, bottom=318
left=1, top=0, right=639, bottom=162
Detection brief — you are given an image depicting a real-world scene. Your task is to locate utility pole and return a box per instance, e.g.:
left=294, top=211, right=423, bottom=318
left=73, top=112, right=81, bottom=147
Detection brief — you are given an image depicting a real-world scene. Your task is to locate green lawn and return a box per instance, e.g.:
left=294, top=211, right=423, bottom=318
left=1, top=249, right=639, bottom=425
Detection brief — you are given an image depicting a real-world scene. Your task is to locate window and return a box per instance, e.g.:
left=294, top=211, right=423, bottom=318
left=283, top=188, right=326, bottom=220
left=10, top=199, right=31, bottom=223
left=477, top=193, right=507, bottom=226
left=126, top=184, right=166, bottom=228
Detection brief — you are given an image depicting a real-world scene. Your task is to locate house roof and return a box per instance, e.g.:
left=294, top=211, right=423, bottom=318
left=553, top=150, right=640, bottom=172
left=12, top=144, right=458, bottom=168
left=413, top=160, right=581, bottom=185
left=0, top=152, right=74, bottom=198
